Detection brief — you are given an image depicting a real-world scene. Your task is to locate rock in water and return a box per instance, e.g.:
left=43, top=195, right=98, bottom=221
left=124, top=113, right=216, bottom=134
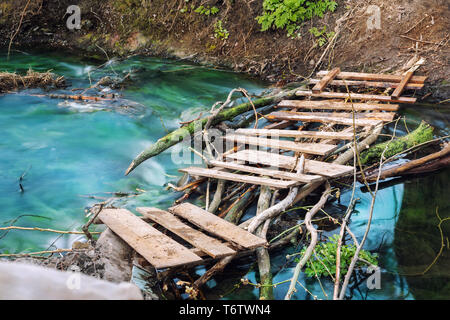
left=0, top=261, right=143, bottom=300
left=96, top=228, right=133, bottom=283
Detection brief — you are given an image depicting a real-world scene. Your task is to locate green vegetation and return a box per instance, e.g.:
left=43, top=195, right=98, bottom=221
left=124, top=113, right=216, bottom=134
left=214, top=20, right=229, bottom=41
left=195, top=5, right=220, bottom=16
left=297, top=235, right=378, bottom=278
left=257, top=0, right=337, bottom=38
left=309, top=26, right=335, bottom=47
left=360, top=121, right=434, bottom=165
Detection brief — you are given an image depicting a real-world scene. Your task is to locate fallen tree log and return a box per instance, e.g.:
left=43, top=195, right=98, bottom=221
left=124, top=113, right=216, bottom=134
left=125, top=89, right=298, bottom=175
left=366, top=143, right=450, bottom=181
left=255, top=185, right=273, bottom=300
left=360, top=121, right=434, bottom=165
left=400, top=155, right=450, bottom=174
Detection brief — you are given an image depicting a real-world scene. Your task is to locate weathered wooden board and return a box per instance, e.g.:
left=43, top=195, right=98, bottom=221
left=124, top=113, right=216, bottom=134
left=392, top=71, right=414, bottom=98
left=169, top=203, right=267, bottom=249
left=98, top=209, right=203, bottom=269
left=267, top=111, right=383, bottom=127
left=224, top=134, right=338, bottom=156
left=278, top=100, right=399, bottom=111
left=225, top=149, right=354, bottom=178
left=180, top=167, right=299, bottom=189
left=209, top=160, right=322, bottom=183
left=136, top=207, right=236, bottom=259
left=235, top=128, right=355, bottom=140
left=312, top=67, right=340, bottom=93
left=320, top=127, right=356, bottom=145
left=264, top=120, right=293, bottom=129
left=309, top=78, right=423, bottom=90
left=278, top=111, right=395, bottom=122
left=316, top=70, right=427, bottom=84
left=295, top=90, right=417, bottom=104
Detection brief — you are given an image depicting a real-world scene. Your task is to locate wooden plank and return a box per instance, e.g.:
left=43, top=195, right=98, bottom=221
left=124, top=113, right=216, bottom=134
left=309, top=78, right=423, bottom=90
left=98, top=209, right=203, bottom=269
left=267, top=111, right=383, bottom=127
left=264, top=120, right=293, bottom=129
left=180, top=166, right=299, bottom=189
left=316, top=70, right=427, bottom=84
left=278, top=100, right=399, bottom=111
left=281, top=111, right=395, bottom=122
left=312, top=67, right=340, bottom=93
left=295, top=90, right=417, bottom=104
left=392, top=71, right=414, bottom=98
left=235, top=128, right=355, bottom=140
left=263, top=106, right=299, bottom=130
left=209, top=160, right=322, bottom=183
left=225, top=149, right=354, bottom=178
left=224, top=134, right=338, bottom=156
left=169, top=203, right=267, bottom=249
left=136, top=207, right=236, bottom=259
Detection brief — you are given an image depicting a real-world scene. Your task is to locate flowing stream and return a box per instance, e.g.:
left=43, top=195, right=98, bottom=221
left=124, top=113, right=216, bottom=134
left=0, top=51, right=448, bottom=300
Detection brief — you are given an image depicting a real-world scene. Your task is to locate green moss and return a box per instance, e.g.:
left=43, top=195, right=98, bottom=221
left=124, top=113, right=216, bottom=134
left=259, top=273, right=274, bottom=300
left=360, top=121, right=434, bottom=165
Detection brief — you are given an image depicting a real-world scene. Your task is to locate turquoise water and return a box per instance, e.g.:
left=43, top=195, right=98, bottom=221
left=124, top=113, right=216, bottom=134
left=0, top=51, right=265, bottom=253
left=1, top=51, right=448, bottom=300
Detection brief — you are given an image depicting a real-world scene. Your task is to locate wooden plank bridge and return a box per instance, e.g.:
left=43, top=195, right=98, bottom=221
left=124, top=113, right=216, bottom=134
left=96, top=68, right=426, bottom=270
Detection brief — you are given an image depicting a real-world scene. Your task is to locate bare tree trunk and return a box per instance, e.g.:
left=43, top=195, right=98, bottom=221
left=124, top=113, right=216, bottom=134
left=256, top=185, right=273, bottom=300
left=284, top=182, right=331, bottom=300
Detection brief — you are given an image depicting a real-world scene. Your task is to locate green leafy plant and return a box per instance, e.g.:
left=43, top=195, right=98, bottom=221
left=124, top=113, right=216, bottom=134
left=296, top=234, right=378, bottom=278
left=257, top=0, right=338, bottom=38
left=195, top=5, right=220, bottom=16
left=214, top=20, right=229, bottom=40
left=309, top=26, right=335, bottom=47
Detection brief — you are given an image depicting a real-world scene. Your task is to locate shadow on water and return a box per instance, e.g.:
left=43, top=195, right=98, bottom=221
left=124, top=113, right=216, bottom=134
left=394, top=168, right=450, bottom=300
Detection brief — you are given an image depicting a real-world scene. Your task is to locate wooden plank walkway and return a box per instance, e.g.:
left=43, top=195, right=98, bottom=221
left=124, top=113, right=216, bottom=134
left=279, top=111, right=396, bottom=122
left=169, top=203, right=267, bottom=249
left=225, top=149, right=354, bottom=178
left=316, top=70, right=427, bottom=84
left=295, top=90, right=417, bottom=103
left=235, top=128, right=355, bottom=140
left=179, top=166, right=300, bottom=189
left=94, top=68, right=427, bottom=272
left=136, top=207, right=236, bottom=259
left=309, top=78, right=424, bottom=90
left=277, top=100, right=400, bottom=111
left=209, top=160, right=322, bottom=183
left=98, top=209, right=203, bottom=269
left=224, top=134, right=338, bottom=155
left=267, top=111, right=383, bottom=127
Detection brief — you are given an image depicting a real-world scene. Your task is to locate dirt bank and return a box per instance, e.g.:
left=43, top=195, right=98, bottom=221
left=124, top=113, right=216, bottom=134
left=1, top=0, right=449, bottom=99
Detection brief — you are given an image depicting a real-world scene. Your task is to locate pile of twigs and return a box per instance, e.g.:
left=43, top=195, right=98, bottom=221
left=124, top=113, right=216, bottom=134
left=0, top=69, right=66, bottom=93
